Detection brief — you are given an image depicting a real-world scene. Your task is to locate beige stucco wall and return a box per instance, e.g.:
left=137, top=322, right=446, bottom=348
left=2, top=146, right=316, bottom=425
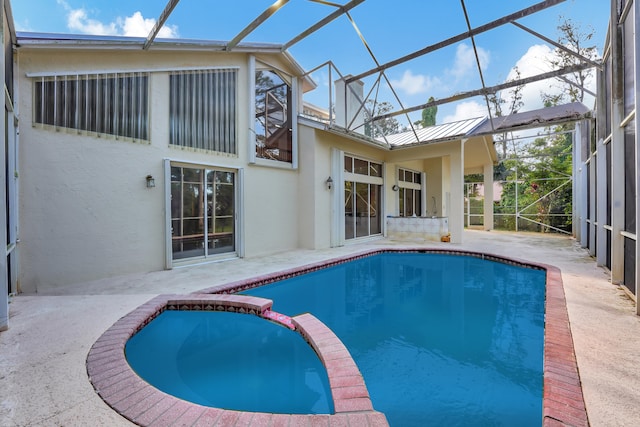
left=424, top=157, right=444, bottom=217
left=16, top=45, right=494, bottom=291
left=297, top=124, right=390, bottom=250
left=296, top=124, right=473, bottom=248
left=297, top=125, right=328, bottom=250
left=18, top=47, right=302, bottom=291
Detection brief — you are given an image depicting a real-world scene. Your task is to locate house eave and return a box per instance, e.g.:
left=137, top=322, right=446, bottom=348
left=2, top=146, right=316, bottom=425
left=15, top=32, right=286, bottom=54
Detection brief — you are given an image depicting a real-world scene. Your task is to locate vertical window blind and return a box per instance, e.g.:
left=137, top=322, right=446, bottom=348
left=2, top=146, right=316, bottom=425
left=169, top=69, right=237, bottom=154
left=34, top=73, right=149, bottom=140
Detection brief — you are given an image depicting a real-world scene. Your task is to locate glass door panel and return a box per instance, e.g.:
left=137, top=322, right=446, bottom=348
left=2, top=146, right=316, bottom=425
left=171, top=165, right=235, bottom=261
left=370, top=184, right=381, bottom=235
left=355, top=182, right=369, bottom=238
left=208, top=171, right=235, bottom=254
left=345, top=181, right=354, bottom=240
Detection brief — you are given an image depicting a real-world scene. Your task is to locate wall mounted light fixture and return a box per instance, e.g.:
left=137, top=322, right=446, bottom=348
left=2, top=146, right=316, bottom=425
left=325, top=176, right=333, bottom=190
left=392, top=184, right=399, bottom=191
left=146, top=175, right=156, bottom=188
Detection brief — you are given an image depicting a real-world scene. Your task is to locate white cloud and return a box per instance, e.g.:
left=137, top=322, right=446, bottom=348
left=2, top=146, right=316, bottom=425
left=503, top=44, right=556, bottom=112
left=67, top=8, right=118, bottom=35
left=120, top=11, right=178, bottom=38
left=390, top=70, right=440, bottom=96
left=442, top=100, right=488, bottom=123
left=57, top=0, right=178, bottom=38
left=450, top=43, right=490, bottom=80
left=500, top=44, right=597, bottom=112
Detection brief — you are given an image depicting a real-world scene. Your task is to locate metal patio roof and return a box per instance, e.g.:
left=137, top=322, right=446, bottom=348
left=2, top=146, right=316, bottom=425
left=469, top=102, right=592, bottom=137
left=381, top=117, right=488, bottom=148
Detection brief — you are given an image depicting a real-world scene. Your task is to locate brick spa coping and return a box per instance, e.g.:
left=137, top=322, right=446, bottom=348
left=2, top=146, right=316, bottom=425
left=86, top=248, right=588, bottom=427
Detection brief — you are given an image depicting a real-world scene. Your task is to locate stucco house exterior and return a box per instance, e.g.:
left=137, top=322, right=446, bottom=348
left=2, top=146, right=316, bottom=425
left=12, top=31, right=498, bottom=294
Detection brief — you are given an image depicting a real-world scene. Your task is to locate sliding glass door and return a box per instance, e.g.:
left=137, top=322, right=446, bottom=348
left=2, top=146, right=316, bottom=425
left=171, top=165, right=235, bottom=261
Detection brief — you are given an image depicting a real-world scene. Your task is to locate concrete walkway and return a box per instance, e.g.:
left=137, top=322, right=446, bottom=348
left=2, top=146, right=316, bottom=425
left=1, top=230, right=639, bottom=426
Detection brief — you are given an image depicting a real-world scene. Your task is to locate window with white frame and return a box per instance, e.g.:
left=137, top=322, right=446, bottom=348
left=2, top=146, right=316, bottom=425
left=170, top=164, right=236, bottom=261
left=398, top=168, right=422, bottom=217
left=169, top=69, right=237, bottom=154
left=344, top=155, right=383, bottom=240
left=33, top=72, right=149, bottom=140
left=255, top=69, right=292, bottom=163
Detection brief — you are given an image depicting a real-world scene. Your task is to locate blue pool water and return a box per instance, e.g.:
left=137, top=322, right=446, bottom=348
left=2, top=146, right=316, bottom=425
left=245, top=252, right=546, bottom=426
left=125, top=311, right=334, bottom=414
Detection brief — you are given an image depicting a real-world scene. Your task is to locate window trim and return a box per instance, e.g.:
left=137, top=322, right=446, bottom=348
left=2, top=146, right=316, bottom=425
left=343, top=153, right=385, bottom=242
left=164, top=158, right=244, bottom=269
left=249, top=55, right=298, bottom=169
left=396, top=167, right=425, bottom=217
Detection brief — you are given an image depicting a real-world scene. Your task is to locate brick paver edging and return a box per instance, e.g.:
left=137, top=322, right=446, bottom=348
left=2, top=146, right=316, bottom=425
left=86, top=293, right=388, bottom=426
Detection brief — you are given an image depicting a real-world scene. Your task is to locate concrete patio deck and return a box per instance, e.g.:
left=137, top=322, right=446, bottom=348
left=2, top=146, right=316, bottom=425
left=1, top=230, right=639, bottom=426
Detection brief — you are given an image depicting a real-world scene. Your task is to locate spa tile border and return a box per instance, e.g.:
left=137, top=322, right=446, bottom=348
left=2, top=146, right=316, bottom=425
left=86, top=294, right=388, bottom=426
left=197, top=247, right=589, bottom=426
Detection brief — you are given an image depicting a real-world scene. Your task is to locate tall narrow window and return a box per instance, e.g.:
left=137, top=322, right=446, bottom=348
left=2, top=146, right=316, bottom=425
left=169, top=69, right=237, bottom=154
left=33, top=72, right=149, bottom=140
left=255, top=69, right=292, bottom=162
left=398, top=168, right=422, bottom=217
left=171, top=165, right=235, bottom=261
left=344, top=155, right=383, bottom=240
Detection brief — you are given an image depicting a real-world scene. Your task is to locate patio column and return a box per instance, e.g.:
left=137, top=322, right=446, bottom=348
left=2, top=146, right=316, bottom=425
left=610, top=0, right=625, bottom=285
left=596, top=136, right=609, bottom=267
left=483, top=162, right=494, bottom=231
left=449, top=140, right=464, bottom=244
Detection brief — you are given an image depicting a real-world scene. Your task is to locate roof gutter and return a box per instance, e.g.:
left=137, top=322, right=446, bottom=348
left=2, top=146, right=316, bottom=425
left=15, top=32, right=285, bottom=54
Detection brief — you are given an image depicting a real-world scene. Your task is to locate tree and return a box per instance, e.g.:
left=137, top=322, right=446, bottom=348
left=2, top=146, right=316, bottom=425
left=543, top=17, right=598, bottom=104
left=487, top=66, right=524, bottom=160
left=421, top=96, right=437, bottom=127
left=364, top=100, right=400, bottom=138
left=492, top=19, right=596, bottom=234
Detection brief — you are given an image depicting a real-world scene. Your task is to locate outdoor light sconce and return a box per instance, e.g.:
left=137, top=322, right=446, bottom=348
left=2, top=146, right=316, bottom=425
left=325, top=176, right=333, bottom=190
left=146, top=175, right=156, bottom=188
left=392, top=184, right=399, bottom=191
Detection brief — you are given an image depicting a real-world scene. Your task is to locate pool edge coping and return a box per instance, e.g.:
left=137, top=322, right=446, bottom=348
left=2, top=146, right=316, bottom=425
left=86, top=247, right=588, bottom=427
left=86, top=293, right=388, bottom=426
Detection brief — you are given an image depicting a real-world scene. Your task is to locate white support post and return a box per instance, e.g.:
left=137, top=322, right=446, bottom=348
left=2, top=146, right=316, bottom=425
left=449, top=140, right=464, bottom=243
left=610, top=0, right=625, bottom=285
left=596, top=137, right=609, bottom=267
left=589, top=151, right=597, bottom=257
left=483, top=162, right=494, bottom=231
left=579, top=160, right=589, bottom=248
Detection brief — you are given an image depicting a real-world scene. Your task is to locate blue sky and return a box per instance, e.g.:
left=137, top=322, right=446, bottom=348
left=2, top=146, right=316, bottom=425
left=11, top=0, right=609, bottom=126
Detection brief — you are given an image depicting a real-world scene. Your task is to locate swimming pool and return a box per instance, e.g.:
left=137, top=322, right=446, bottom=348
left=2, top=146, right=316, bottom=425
left=243, top=252, right=546, bottom=426
left=86, top=248, right=588, bottom=426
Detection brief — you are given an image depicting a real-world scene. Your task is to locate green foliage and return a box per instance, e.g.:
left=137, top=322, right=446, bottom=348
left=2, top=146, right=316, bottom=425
left=491, top=18, right=595, bottom=233
left=495, top=122, right=573, bottom=233
left=421, top=96, right=437, bottom=127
